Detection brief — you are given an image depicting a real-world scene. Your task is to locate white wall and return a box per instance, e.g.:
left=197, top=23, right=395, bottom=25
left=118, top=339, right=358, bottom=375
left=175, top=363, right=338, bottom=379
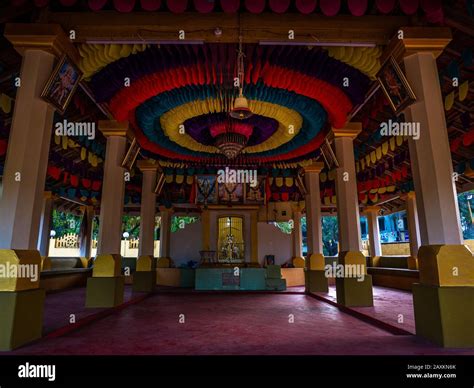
left=170, top=219, right=202, bottom=267
left=257, top=222, right=292, bottom=266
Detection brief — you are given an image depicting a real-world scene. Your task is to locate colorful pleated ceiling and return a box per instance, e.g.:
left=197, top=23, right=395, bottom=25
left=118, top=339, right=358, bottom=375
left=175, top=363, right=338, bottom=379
left=84, top=43, right=372, bottom=164
left=16, top=0, right=443, bottom=17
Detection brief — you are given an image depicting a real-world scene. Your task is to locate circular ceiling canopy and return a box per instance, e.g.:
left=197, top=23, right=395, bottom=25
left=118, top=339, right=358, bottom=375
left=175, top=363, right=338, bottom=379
left=86, top=43, right=371, bottom=165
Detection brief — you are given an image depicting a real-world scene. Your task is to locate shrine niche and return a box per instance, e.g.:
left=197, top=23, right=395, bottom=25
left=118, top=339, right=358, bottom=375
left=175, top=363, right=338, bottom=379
left=217, top=216, right=245, bottom=264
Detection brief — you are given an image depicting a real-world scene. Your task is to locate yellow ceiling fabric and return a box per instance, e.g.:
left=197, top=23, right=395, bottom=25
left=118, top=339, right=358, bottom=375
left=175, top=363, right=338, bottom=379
left=459, top=81, right=469, bottom=101
left=0, top=93, right=12, bottom=114
left=78, top=43, right=148, bottom=79
left=325, top=46, right=382, bottom=79
left=444, top=91, right=454, bottom=111
left=159, top=98, right=303, bottom=154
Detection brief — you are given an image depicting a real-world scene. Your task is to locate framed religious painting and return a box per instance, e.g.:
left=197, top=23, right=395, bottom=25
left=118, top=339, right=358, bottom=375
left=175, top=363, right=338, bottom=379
left=41, top=55, right=82, bottom=114
left=196, top=175, right=218, bottom=205
left=244, top=176, right=266, bottom=205
left=377, top=56, right=416, bottom=115
left=218, top=182, right=244, bottom=204
left=121, top=138, right=141, bottom=171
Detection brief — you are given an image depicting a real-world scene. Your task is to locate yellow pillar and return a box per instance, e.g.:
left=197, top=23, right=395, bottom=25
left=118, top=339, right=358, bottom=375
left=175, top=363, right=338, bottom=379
left=400, top=191, right=420, bottom=270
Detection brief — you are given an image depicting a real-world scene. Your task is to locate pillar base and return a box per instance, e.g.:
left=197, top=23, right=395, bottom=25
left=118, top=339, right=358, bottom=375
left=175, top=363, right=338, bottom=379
left=413, top=283, right=474, bottom=347
left=157, top=257, right=172, bottom=268
left=407, top=256, right=418, bottom=270
left=336, top=250, right=373, bottom=306
left=418, top=245, right=474, bottom=286
left=336, top=276, right=373, bottom=307
left=132, top=271, right=156, bottom=293
left=307, top=253, right=325, bottom=270
left=0, top=288, right=45, bottom=351
left=305, top=270, right=328, bottom=292
left=85, top=276, right=124, bottom=308
left=291, top=256, right=305, bottom=268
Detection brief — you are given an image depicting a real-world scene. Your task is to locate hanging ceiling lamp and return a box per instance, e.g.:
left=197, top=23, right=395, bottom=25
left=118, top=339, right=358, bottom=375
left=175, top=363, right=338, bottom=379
left=213, top=26, right=253, bottom=159
left=212, top=120, right=252, bottom=160
left=230, top=35, right=253, bottom=120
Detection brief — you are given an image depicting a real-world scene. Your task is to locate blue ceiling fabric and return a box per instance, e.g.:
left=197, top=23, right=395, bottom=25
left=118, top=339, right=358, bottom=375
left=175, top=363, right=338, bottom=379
left=135, top=83, right=327, bottom=159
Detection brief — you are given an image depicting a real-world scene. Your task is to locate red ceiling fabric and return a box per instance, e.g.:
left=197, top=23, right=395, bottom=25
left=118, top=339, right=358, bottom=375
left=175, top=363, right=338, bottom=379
left=12, top=0, right=27, bottom=5
left=108, top=62, right=351, bottom=128
left=34, top=0, right=50, bottom=6
left=245, top=0, right=265, bottom=13
left=220, top=0, right=240, bottom=12
left=399, top=0, right=419, bottom=15
left=140, top=0, right=161, bottom=10
left=269, top=0, right=290, bottom=13
left=60, top=0, right=78, bottom=5
left=0, top=139, right=7, bottom=157
left=114, top=0, right=136, bottom=12
left=319, top=0, right=340, bottom=16
left=421, top=0, right=441, bottom=13
left=88, top=0, right=108, bottom=11
left=194, top=0, right=214, bottom=12
left=167, top=0, right=188, bottom=12
left=375, top=0, right=395, bottom=13
left=348, top=0, right=367, bottom=16
left=295, top=0, right=317, bottom=14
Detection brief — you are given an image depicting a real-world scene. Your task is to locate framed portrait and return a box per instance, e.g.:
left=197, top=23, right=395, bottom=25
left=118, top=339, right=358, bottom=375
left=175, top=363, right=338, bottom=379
left=196, top=175, right=218, bottom=205
left=218, top=182, right=244, bottom=204
left=121, top=138, right=141, bottom=171
left=244, top=176, right=266, bottom=205
left=377, top=56, right=416, bottom=115
left=41, top=55, right=82, bottom=114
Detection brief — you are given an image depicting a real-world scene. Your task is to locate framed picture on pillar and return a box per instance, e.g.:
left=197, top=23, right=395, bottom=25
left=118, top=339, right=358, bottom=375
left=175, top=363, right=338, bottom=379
left=41, top=54, right=82, bottom=115
left=121, top=138, right=141, bottom=171
left=377, top=56, right=416, bottom=115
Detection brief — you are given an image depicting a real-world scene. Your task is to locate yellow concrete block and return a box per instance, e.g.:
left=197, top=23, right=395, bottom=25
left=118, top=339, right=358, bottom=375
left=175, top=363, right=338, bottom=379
left=369, top=256, right=381, bottom=267
left=307, top=253, right=325, bottom=270
left=418, top=245, right=474, bottom=286
left=338, top=251, right=367, bottom=274
left=156, top=257, right=172, bottom=268
left=0, top=250, right=41, bottom=291
left=407, top=256, right=418, bottom=270
left=92, top=254, right=121, bottom=277
left=292, top=256, right=305, bottom=268
left=136, top=255, right=154, bottom=272
left=41, top=256, right=52, bottom=271
left=80, top=257, right=92, bottom=268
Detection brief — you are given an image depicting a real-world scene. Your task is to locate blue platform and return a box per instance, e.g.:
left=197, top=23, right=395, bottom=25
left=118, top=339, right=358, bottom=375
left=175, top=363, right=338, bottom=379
left=195, top=268, right=267, bottom=291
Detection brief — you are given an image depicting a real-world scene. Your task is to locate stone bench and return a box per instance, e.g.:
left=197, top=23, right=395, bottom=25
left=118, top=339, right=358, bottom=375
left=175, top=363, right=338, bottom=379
left=367, top=267, right=419, bottom=291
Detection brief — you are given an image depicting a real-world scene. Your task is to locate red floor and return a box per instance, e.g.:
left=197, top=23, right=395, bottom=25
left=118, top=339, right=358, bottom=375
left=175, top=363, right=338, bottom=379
left=315, top=285, right=416, bottom=334
left=8, top=290, right=474, bottom=356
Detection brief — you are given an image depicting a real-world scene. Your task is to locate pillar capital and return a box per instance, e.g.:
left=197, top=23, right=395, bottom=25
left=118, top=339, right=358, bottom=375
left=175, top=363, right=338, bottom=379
left=400, top=191, right=416, bottom=202
left=303, top=162, right=325, bottom=174
left=43, top=191, right=55, bottom=200
left=363, top=205, right=381, bottom=216
left=99, top=120, right=130, bottom=138
left=330, top=122, right=362, bottom=140
left=382, top=27, right=452, bottom=64
left=137, top=159, right=160, bottom=173
left=4, top=23, right=81, bottom=64
left=159, top=206, right=174, bottom=214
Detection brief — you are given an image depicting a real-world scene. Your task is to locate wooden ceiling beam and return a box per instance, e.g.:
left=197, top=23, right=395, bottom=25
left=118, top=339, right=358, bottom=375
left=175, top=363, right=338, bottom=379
left=44, top=11, right=411, bottom=44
